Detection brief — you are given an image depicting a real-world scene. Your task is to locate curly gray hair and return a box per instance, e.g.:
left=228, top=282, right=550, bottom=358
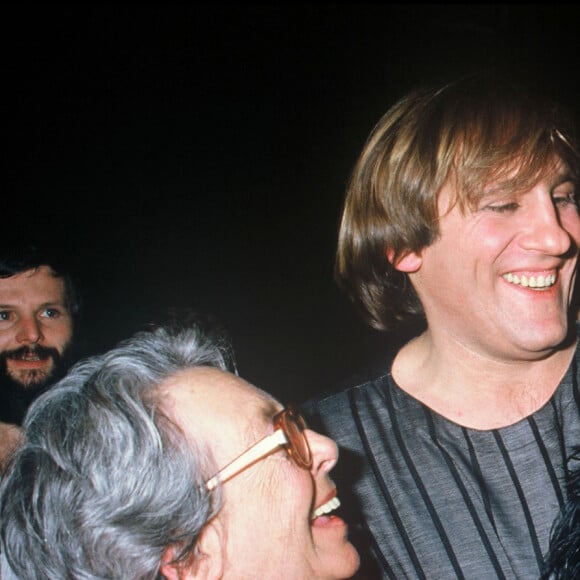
left=0, top=318, right=235, bottom=579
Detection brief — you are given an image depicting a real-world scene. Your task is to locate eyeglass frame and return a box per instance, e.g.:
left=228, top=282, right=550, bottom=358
left=206, top=405, right=312, bottom=491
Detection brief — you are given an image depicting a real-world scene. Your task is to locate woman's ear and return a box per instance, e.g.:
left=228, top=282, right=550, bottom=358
left=386, top=248, right=423, bottom=273
left=160, top=521, right=224, bottom=580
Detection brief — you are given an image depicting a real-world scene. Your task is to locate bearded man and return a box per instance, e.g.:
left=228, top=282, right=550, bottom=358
left=0, top=243, right=80, bottom=466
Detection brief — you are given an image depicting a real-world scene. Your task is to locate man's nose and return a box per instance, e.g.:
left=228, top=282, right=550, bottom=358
left=520, top=197, right=573, bottom=256
left=16, top=316, right=42, bottom=344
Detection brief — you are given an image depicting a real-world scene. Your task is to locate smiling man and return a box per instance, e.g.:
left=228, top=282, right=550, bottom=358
left=0, top=244, right=79, bottom=431
left=303, top=71, right=580, bottom=579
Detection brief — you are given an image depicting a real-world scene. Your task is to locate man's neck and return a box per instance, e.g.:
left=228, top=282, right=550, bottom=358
left=0, top=377, right=43, bottom=425
left=391, top=329, right=576, bottom=429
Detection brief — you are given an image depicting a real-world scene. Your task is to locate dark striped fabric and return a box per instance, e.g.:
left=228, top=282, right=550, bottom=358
left=303, top=338, right=580, bottom=579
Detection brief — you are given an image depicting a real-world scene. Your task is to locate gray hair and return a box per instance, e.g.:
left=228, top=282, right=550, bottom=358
left=0, top=319, right=235, bottom=579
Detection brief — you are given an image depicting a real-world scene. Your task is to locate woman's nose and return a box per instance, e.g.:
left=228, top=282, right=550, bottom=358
left=305, top=429, right=338, bottom=477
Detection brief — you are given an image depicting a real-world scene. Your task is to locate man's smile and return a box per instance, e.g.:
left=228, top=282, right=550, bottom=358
left=502, top=272, right=557, bottom=288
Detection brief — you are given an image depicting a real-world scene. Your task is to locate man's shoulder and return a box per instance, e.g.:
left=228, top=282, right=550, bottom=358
left=302, top=367, right=390, bottom=421
left=569, top=320, right=580, bottom=369
left=301, top=327, right=417, bottom=425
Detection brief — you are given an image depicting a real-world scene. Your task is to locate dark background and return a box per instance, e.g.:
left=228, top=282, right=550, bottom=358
left=3, top=5, right=580, bottom=403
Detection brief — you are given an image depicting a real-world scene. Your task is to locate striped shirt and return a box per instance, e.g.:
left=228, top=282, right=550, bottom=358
left=303, top=337, right=580, bottom=579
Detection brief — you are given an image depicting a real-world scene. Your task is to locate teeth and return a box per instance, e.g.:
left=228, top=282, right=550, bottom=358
left=312, top=496, right=341, bottom=519
left=503, top=273, right=556, bottom=289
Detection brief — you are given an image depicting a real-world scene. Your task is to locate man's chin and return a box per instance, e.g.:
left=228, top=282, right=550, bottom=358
left=7, top=365, right=55, bottom=392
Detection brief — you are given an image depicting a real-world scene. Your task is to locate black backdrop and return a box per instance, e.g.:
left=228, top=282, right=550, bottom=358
left=4, top=5, right=580, bottom=402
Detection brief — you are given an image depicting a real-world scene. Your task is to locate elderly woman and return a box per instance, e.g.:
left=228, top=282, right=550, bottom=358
left=0, top=319, right=360, bottom=579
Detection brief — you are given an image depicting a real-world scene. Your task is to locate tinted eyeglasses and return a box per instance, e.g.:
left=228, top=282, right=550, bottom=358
left=206, top=405, right=312, bottom=491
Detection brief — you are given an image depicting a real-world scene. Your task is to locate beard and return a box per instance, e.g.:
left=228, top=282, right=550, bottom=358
left=0, top=344, right=72, bottom=425
left=2, top=344, right=62, bottom=388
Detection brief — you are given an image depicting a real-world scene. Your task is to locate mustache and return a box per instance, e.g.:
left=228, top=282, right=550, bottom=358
left=1, top=345, right=62, bottom=362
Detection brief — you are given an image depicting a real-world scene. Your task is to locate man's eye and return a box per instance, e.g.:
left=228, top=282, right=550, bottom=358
left=0, top=311, right=11, bottom=322
left=485, top=202, right=519, bottom=213
left=41, top=308, right=60, bottom=319
left=553, top=194, right=578, bottom=208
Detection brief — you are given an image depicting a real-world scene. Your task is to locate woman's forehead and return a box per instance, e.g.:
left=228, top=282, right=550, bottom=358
left=161, top=366, right=281, bottom=436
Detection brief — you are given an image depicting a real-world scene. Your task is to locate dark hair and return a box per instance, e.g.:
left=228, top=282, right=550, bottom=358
left=543, top=451, right=580, bottom=579
left=335, top=71, right=580, bottom=330
left=0, top=242, right=80, bottom=318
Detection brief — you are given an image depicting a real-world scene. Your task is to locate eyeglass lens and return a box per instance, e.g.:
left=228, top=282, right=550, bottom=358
left=277, top=408, right=312, bottom=468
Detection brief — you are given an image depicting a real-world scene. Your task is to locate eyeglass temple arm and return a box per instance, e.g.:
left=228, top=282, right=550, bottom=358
left=206, top=428, right=288, bottom=491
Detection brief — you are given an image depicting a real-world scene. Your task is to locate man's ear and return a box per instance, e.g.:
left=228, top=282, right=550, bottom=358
left=160, top=521, right=224, bottom=580
left=386, top=248, right=423, bottom=273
